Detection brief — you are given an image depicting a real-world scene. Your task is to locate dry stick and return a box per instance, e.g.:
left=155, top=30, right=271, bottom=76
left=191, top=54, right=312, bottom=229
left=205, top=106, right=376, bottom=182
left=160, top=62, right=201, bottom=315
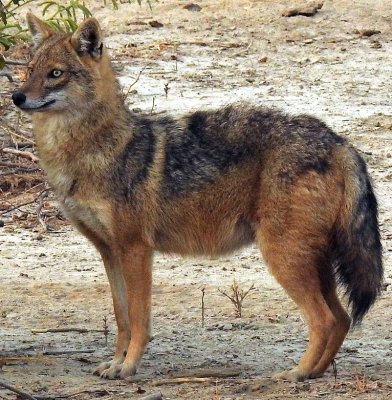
left=5, top=59, right=28, bottom=66
left=1, top=116, right=36, bottom=144
left=103, top=316, right=109, bottom=346
left=43, top=349, right=95, bottom=355
left=0, top=379, right=37, bottom=400
left=150, top=96, right=156, bottom=114
left=0, top=196, right=39, bottom=215
left=0, top=71, right=13, bottom=82
left=150, top=368, right=242, bottom=386
left=123, top=65, right=148, bottom=100
left=0, top=187, right=48, bottom=216
left=154, top=40, right=245, bottom=49
left=151, top=377, right=211, bottom=386
left=32, top=389, right=112, bottom=400
left=219, top=281, right=255, bottom=318
left=5, top=142, right=35, bottom=149
left=36, top=184, right=50, bottom=232
left=0, top=160, right=32, bottom=168
left=201, top=287, right=205, bottom=327
left=31, top=328, right=107, bottom=334
left=171, top=368, right=241, bottom=379
left=140, top=393, right=163, bottom=400
left=0, top=356, right=53, bottom=364
left=1, top=169, right=41, bottom=175
left=1, top=147, right=39, bottom=162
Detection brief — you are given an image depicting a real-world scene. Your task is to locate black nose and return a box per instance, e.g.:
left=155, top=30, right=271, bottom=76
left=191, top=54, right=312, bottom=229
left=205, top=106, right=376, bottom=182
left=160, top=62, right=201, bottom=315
left=12, top=91, right=27, bottom=107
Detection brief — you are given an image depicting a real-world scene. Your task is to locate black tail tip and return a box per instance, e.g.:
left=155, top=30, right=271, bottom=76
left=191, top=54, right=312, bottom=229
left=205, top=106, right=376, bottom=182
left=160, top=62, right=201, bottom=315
left=350, top=289, right=381, bottom=326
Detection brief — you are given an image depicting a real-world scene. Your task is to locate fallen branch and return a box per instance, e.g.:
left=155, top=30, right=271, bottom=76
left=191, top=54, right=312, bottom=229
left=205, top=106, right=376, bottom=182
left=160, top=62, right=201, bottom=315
left=151, top=377, right=212, bottom=386
left=0, top=356, right=53, bottom=365
left=36, top=184, right=50, bottom=232
left=0, top=116, right=35, bottom=145
left=33, top=389, right=112, bottom=400
left=0, top=71, right=13, bottom=81
left=170, top=367, right=242, bottom=379
left=1, top=148, right=39, bottom=163
left=282, top=1, right=323, bottom=17
left=32, top=328, right=107, bottom=334
left=0, top=379, right=37, bottom=400
left=5, top=59, right=28, bottom=66
left=0, top=167, right=41, bottom=175
left=123, top=65, right=148, bottom=100
left=0, top=161, right=32, bottom=168
left=150, top=367, right=242, bottom=386
left=140, top=393, right=163, bottom=400
left=0, top=186, right=49, bottom=216
left=5, top=142, right=35, bottom=149
left=43, top=349, right=95, bottom=355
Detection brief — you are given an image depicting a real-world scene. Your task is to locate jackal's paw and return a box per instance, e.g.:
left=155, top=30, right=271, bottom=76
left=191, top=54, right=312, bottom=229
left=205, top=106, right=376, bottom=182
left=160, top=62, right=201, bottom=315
left=119, top=363, right=137, bottom=379
left=93, top=360, right=137, bottom=380
left=93, top=360, right=122, bottom=379
left=272, top=368, right=308, bottom=382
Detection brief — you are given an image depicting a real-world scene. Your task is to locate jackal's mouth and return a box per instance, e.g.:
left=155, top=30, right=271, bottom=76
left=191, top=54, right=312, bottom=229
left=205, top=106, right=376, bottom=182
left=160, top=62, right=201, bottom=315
left=18, top=100, right=56, bottom=113
left=19, top=99, right=56, bottom=112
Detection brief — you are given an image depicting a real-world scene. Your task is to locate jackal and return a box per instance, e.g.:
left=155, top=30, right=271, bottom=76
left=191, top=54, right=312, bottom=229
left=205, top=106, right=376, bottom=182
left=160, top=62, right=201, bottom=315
left=12, top=14, right=383, bottom=382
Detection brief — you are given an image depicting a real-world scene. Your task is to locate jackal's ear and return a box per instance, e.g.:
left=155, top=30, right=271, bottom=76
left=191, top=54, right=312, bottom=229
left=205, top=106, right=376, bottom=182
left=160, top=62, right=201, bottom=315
left=26, top=13, right=56, bottom=48
left=71, top=18, right=103, bottom=59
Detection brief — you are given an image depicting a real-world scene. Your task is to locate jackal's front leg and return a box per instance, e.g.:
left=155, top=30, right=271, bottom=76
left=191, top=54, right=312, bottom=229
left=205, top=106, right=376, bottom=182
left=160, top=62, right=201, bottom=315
left=96, top=242, right=153, bottom=379
left=92, top=245, right=131, bottom=378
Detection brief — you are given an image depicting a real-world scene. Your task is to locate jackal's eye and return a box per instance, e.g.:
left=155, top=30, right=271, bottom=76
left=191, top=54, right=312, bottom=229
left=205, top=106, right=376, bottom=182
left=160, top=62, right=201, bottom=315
left=49, top=69, right=63, bottom=79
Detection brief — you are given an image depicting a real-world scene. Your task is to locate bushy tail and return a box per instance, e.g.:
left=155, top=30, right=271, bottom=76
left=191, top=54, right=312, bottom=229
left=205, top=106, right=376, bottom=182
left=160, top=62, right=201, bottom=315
left=331, top=150, right=383, bottom=325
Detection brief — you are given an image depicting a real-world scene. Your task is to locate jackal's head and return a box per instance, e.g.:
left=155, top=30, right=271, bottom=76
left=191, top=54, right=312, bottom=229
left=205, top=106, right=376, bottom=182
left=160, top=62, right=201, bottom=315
left=12, top=14, right=113, bottom=114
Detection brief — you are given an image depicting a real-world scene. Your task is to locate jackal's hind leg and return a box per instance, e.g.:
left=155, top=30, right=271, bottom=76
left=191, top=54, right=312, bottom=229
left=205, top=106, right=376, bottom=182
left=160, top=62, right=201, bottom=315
left=258, top=220, right=342, bottom=381
left=268, top=262, right=339, bottom=382
left=308, top=287, right=351, bottom=378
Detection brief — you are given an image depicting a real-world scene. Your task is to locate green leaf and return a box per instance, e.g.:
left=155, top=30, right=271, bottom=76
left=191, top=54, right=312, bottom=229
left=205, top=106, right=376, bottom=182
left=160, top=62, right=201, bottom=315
left=44, top=20, right=64, bottom=32
left=76, top=4, right=92, bottom=18
left=0, top=36, right=13, bottom=50
left=0, top=3, right=6, bottom=25
left=42, top=2, right=59, bottom=16
left=111, top=0, right=119, bottom=10
left=0, top=53, right=5, bottom=70
left=63, top=17, right=77, bottom=31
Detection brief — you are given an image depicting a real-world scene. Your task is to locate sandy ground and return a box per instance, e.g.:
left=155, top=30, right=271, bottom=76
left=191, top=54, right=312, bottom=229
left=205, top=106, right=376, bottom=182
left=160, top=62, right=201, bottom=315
left=1, top=0, right=392, bottom=398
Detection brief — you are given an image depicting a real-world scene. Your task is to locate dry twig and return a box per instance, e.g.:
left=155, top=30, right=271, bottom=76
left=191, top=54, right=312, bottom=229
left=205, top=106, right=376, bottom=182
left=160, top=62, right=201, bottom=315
left=151, top=377, right=212, bottom=386
left=0, top=71, right=13, bottom=81
left=218, top=279, right=255, bottom=318
left=1, top=116, right=35, bottom=145
left=0, top=379, right=37, bottom=400
left=42, top=349, right=94, bottom=355
left=1, top=147, right=39, bottom=162
left=5, top=59, right=29, bottom=66
left=36, top=183, right=50, bottom=232
left=123, top=65, right=148, bottom=99
left=31, top=328, right=107, bottom=334
left=201, top=287, right=205, bottom=327
left=170, top=367, right=241, bottom=379
left=0, top=186, right=48, bottom=216
left=140, top=394, right=163, bottom=400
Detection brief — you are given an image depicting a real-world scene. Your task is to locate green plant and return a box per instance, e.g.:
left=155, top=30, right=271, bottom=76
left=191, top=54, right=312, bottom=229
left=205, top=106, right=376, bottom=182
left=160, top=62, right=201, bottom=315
left=0, top=0, right=31, bottom=51
left=0, top=0, right=154, bottom=70
left=40, top=0, right=92, bottom=32
left=0, top=0, right=93, bottom=69
left=106, top=0, right=153, bottom=10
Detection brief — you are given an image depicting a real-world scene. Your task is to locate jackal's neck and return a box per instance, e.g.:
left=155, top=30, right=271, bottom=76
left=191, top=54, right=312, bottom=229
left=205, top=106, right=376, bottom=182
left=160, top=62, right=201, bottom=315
left=32, top=75, right=131, bottom=195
